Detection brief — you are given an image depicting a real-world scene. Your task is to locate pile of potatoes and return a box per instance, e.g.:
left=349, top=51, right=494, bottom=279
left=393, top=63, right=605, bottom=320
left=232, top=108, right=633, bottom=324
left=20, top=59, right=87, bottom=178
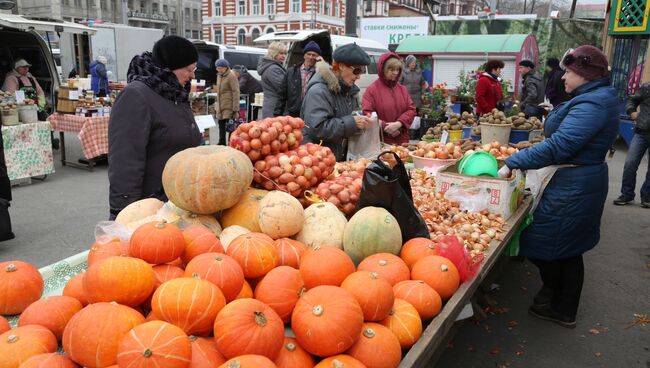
left=510, top=113, right=543, bottom=130
left=478, top=109, right=509, bottom=125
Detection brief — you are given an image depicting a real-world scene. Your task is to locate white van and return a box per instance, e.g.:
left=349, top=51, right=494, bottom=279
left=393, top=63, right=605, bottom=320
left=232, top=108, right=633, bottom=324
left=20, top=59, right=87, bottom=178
left=253, top=30, right=390, bottom=95
left=192, top=40, right=266, bottom=86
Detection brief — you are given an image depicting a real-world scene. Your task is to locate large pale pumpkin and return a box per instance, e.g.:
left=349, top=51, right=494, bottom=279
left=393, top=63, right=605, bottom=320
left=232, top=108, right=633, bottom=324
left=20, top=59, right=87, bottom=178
left=220, top=188, right=268, bottom=232
left=0, top=325, right=58, bottom=368
left=257, top=191, right=304, bottom=239
left=180, top=213, right=223, bottom=235
left=162, top=146, right=253, bottom=214
left=117, top=321, right=192, bottom=368
left=115, top=198, right=164, bottom=226
left=343, top=207, right=402, bottom=265
left=0, top=261, right=43, bottom=315
left=295, top=202, right=347, bottom=249
left=219, top=225, right=251, bottom=251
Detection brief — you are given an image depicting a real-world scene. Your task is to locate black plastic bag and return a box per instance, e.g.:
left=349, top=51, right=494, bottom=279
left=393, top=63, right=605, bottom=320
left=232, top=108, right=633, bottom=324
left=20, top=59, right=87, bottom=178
left=356, top=151, right=429, bottom=243
left=0, top=198, right=15, bottom=242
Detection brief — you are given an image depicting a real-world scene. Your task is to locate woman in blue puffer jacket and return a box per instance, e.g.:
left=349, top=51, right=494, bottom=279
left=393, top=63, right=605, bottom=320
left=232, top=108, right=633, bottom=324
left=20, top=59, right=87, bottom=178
left=500, top=45, right=619, bottom=328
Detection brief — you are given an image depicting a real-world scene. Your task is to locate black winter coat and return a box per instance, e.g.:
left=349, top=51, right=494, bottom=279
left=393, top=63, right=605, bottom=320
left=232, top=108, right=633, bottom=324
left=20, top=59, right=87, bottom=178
left=285, top=63, right=315, bottom=117
left=239, top=71, right=263, bottom=97
left=625, top=82, right=650, bottom=136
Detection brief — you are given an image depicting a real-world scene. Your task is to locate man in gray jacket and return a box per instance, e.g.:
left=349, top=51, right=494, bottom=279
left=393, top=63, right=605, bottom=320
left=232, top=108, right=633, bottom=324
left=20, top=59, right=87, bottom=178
left=518, top=60, right=545, bottom=119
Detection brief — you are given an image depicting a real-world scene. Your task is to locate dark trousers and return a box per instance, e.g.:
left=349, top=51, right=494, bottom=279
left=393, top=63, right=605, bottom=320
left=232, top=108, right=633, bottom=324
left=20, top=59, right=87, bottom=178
left=621, top=133, right=650, bottom=201
left=530, top=255, right=584, bottom=319
left=218, top=119, right=229, bottom=146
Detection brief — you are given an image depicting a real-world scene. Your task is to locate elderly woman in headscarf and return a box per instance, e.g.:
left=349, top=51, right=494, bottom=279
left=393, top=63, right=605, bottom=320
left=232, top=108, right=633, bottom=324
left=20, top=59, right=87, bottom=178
left=400, top=55, right=428, bottom=109
left=258, top=41, right=288, bottom=118
left=499, top=46, right=619, bottom=329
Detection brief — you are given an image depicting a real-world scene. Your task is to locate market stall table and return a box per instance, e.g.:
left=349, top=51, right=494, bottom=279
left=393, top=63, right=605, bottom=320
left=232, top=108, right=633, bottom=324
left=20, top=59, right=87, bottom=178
left=47, top=113, right=109, bottom=171
left=2, top=121, right=55, bottom=183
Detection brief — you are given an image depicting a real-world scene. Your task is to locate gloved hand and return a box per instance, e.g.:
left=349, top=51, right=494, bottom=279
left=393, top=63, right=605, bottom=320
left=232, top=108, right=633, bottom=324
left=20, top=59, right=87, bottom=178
left=498, top=165, right=511, bottom=178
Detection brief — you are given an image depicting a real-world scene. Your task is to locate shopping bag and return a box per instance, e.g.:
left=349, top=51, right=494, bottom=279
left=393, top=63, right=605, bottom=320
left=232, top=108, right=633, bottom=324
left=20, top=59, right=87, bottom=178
left=437, top=235, right=483, bottom=282
left=356, top=151, right=430, bottom=243
left=347, top=112, right=382, bottom=161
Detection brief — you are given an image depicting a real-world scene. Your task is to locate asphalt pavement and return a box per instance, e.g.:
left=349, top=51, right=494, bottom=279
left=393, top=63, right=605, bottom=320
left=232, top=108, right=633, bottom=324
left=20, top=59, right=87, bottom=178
left=0, top=134, right=647, bottom=367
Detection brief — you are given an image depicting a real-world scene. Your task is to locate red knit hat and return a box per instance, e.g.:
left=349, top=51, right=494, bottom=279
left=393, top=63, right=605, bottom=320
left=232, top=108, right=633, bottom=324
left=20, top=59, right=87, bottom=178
left=562, top=45, right=609, bottom=81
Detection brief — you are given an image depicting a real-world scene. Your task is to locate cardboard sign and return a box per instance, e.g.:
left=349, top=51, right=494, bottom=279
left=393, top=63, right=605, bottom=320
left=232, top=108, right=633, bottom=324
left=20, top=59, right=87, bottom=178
left=68, top=90, right=79, bottom=100
left=440, top=130, right=449, bottom=144
left=14, top=90, right=25, bottom=103
left=194, top=115, right=217, bottom=133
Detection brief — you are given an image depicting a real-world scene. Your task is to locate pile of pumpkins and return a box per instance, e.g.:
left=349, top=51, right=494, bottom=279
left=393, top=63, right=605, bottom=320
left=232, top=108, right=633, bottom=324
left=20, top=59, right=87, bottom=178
left=0, top=145, right=465, bottom=368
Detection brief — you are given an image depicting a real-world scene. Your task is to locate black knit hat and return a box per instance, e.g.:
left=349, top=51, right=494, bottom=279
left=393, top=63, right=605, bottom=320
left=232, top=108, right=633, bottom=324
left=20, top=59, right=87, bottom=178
left=519, top=59, right=535, bottom=69
left=152, top=36, right=198, bottom=70
left=333, top=43, right=370, bottom=65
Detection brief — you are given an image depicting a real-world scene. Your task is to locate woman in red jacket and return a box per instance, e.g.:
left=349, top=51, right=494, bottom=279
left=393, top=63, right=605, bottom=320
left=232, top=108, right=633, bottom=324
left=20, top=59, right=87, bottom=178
left=362, top=52, right=416, bottom=145
left=475, top=59, right=505, bottom=115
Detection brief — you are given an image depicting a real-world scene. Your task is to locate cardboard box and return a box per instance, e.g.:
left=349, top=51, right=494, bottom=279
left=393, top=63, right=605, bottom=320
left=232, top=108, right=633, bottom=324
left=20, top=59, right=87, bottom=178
left=435, top=161, right=525, bottom=219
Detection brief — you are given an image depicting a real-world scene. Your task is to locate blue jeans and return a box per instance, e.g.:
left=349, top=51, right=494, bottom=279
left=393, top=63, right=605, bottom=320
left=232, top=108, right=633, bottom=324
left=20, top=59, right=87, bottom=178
left=621, top=133, right=650, bottom=200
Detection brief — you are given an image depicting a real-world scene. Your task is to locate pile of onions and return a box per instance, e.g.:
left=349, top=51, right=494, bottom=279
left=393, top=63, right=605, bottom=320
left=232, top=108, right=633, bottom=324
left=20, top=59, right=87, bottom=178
left=314, top=175, right=362, bottom=216
left=379, top=145, right=410, bottom=167
left=410, top=169, right=506, bottom=258
left=474, top=141, right=518, bottom=160
left=331, top=159, right=370, bottom=180
left=252, top=143, right=336, bottom=198
left=411, top=141, right=463, bottom=160
left=229, top=116, right=304, bottom=162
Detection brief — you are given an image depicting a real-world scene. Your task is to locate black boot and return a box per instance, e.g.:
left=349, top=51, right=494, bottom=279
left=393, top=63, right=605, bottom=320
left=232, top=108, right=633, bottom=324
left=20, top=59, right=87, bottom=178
left=528, top=305, right=576, bottom=329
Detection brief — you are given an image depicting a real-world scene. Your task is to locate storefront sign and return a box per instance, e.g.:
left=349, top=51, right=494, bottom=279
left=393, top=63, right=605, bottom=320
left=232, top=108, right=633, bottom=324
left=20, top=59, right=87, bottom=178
left=360, top=17, right=429, bottom=47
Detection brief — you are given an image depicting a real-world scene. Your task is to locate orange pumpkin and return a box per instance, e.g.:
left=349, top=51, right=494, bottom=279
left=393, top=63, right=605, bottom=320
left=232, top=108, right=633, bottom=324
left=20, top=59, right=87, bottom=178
left=226, top=233, right=278, bottom=278
left=313, top=355, right=367, bottom=368
left=87, top=240, right=130, bottom=266
left=411, top=255, right=460, bottom=301
left=129, top=221, right=186, bottom=265
left=274, top=238, right=307, bottom=269
left=217, top=355, right=277, bottom=368
left=18, top=296, right=83, bottom=340
left=254, top=266, right=305, bottom=323
left=0, top=325, right=57, bottom=368
left=236, top=280, right=254, bottom=299
left=189, top=335, right=226, bottom=367
left=117, top=321, right=192, bottom=368
left=62, top=273, right=88, bottom=306
left=213, top=298, right=284, bottom=360
left=291, top=285, right=364, bottom=357
left=184, top=253, right=245, bottom=302
left=152, top=264, right=185, bottom=288
left=378, top=299, right=422, bottom=349
left=220, top=188, right=268, bottom=232
left=162, top=145, right=254, bottom=215
left=273, top=337, right=315, bottom=368
left=83, top=256, right=155, bottom=307
left=62, top=302, right=145, bottom=368
left=393, top=280, right=442, bottom=320
left=19, top=353, right=80, bottom=368
left=181, top=225, right=225, bottom=265
left=299, top=245, right=355, bottom=289
left=345, top=323, right=401, bottom=368
left=357, top=253, right=410, bottom=286
left=0, top=261, right=44, bottom=315
left=340, top=271, right=394, bottom=322
left=0, top=316, right=9, bottom=335
left=152, top=277, right=226, bottom=335
left=145, top=310, right=161, bottom=322
left=399, top=238, right=440, bottom=270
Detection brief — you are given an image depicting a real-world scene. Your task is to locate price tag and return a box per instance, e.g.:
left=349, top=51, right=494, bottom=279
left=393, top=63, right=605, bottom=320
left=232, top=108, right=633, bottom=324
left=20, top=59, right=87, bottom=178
left=440, top=130, right=449, bottom=144
left=14, top=90, right=25, bottom=103
left=194, top=115, right=217, bottom=133
left=68, top=90, right=79, bottom=100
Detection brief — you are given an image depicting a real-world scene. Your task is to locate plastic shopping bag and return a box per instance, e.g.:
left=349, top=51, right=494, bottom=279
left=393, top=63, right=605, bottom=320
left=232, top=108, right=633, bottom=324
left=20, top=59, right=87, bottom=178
left=443, top=184, right=491, bottom=213
left=347, top=112, right=382, bottom=161
left=437, top=235, right=484, bottom=282
left=357, top=151, right=430, bottom=243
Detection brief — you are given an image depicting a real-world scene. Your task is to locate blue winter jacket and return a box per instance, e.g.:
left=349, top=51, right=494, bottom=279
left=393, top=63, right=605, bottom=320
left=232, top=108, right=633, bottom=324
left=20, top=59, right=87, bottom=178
left=90, top=61, right=109, bottom=94
left=505, top=77, right=619, bottom=260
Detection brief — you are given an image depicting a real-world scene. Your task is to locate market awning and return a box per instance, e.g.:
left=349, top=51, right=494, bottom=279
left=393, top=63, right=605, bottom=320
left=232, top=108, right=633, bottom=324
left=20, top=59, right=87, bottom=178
left=0, top=14, right=96, bottom=34
left=395, top=34, right=531, bottom=54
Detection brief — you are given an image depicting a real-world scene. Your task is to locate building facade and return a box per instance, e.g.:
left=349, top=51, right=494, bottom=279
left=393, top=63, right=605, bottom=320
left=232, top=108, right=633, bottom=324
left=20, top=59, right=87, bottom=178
left=363, top=0, right=478, bottom=17
left=201, top=0, right=345, bottom=45
left=16, top=0, right=203, bottom=37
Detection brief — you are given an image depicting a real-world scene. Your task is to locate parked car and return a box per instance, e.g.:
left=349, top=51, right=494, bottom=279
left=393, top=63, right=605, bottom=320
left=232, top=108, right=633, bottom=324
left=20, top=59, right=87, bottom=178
left=192, top=40, right=266, bottom=86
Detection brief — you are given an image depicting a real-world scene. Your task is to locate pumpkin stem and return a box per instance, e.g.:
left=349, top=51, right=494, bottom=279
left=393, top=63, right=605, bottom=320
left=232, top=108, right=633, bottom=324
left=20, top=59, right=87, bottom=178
left=285, top=342, right=296, bottom=352
left=214, top=255, right=223, bottom=262
left=254, top=311, right=267, bottom=326
left=191, top=272, right=201, bottom=279
left=4, top=264, right=16, bottom=273
left=363, top=328, right=376, bottom=338
left=369, top=272, right=379, bottom=279
left=428, top=243, right=436, bottom=250
left=188, top=335, right=197, bottom=342
left=155, top=220, right=167, bottom=229
left=312, top=305, right=324, bottom=316
left=227, top=360, right=242, bottom=368
left=6, top=334, right=17, bottom=343
left=142, top=349, right=153, bottom=358
left=389, top=308, right=396, bottom=316
left=378, top=259, right=388, bottom=266
left=332, top=360, right=344, bottom=368
left=441, top=264, right=449, bottom=272
left=297, top=287, right=306, bottom=298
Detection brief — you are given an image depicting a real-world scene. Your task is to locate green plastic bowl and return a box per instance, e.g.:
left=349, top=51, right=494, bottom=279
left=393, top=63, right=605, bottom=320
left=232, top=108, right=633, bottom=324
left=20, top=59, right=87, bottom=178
left=458, top=151, right=499, bottom=177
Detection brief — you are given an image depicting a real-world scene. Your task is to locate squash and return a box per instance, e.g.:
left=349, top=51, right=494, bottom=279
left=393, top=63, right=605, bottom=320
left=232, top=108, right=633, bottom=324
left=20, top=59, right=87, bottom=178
left=254, top=266, right=305, bottom=323
left=343, top=207, right=402, bottom=265
left=19, top=353, right=79, bottom=368
left=340, top=272, right=394, bottom=322
left=291, top=285, right=364, bottom=357
left=313, top=355, right=366, bottom=368
left=115, top=198, right=164, bottom=226
left=217, top=355, right=277, bottom=368
left=87, top=241, right=130, bottom=267
left=83, top=256, right=155, bottom=307
left=220, top=188, right=268, bottom=232
left=62, top=302, right=145, bottom=368
left=299, top=245, right=355, bottom=289
left=295, top=202, right=347, bottom=249
left=235, top=280, right=254, bottom=299
left=117, top=321, right=192, bottom=368
left=152, top=277, right=226, bottom=335
left=378, top=299, right=422, bottom=349
left=184, top=253, right=245, bottom=302
left=162, top=146, right=254, bottom=214
left=411, top=255, right=460, bottom=301
left=0, top=325, right=57, bottom=368
left=62, top=273, right=88, bottom=306
left=227, top=233, right=278, bottom=278
left=189, top=335, right=226, bottom=367
left=257, top=191, right=304, bottom=239
left=273, top=337, right=315, bottom=368
left=129, top=221, right=186, bottom=265
left=213, top=299, right=284, bottom=360
left=274, top=238, right=307, bottom=269
left=0, top=261, right=43, bottom=315
left=180, top=213, right=223, bottom=235
left=219, top=225, right=251, bottom=251
left=18, top=296, right=83, bottom=340
left=399, top=238, right=440, bottom=270
left=357, top=253, right=410, bottom=286
left=392, top=280, right=441, bottom=320
left=345, top=323, right=401, bottom=368
left=181, top=225, right=225, bottom=265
